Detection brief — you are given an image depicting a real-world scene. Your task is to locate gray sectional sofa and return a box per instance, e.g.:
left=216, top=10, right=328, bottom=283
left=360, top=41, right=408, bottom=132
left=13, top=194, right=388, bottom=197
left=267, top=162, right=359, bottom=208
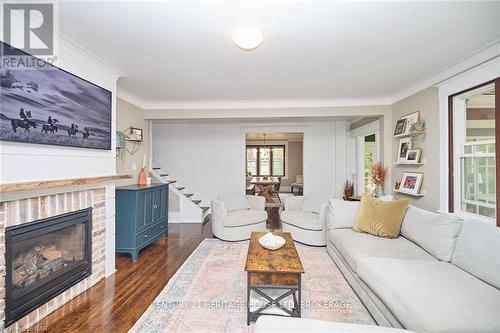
left=327, top=199, right=500, bottom=333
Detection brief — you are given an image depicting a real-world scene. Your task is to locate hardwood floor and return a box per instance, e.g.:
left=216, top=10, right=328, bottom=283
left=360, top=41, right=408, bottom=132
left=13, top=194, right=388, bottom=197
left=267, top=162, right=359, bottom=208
left=27, top=222, right=213, bottom=333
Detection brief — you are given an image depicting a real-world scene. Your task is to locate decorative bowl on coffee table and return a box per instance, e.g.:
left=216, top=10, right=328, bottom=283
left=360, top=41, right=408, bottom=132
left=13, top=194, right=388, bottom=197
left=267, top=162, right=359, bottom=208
left=258, top=232, right=286, bottom=250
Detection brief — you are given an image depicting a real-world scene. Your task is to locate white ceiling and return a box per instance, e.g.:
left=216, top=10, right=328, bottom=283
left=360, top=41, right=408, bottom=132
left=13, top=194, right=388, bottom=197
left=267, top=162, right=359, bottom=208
left=59, top=1, right=500, bottom=104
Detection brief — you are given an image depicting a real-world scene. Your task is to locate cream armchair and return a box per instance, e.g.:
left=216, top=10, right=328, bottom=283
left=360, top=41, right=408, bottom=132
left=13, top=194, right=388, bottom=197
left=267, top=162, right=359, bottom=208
left=280, top=194, right=329, bottom=246
left=211, top=193, right=267, bottom=241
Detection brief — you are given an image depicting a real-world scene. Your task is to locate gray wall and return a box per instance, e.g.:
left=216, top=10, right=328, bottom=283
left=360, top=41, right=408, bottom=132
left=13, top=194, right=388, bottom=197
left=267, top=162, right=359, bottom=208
left=116, top=98, right=149, bottom=186
left=391, top=87, right=440, bottom=211
left=283, top=140, right=303, bottom=188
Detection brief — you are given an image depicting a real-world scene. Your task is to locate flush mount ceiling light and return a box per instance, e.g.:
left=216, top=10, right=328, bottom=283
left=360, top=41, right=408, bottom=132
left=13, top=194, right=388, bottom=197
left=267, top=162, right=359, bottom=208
left=232, top=26, right=263, bottom=50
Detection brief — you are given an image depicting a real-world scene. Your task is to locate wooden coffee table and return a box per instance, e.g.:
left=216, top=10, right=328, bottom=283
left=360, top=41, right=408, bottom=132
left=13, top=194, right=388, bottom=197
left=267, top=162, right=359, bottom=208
left=244, top=232, right=305, bottom=325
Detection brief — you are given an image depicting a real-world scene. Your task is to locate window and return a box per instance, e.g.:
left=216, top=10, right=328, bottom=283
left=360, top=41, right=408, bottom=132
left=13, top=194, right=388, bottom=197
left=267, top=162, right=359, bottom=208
left=449, top=78, right=499, bottom=223
left=246, top=145, right=285, bottom=177
left=363, top=134, right=376, bottom=193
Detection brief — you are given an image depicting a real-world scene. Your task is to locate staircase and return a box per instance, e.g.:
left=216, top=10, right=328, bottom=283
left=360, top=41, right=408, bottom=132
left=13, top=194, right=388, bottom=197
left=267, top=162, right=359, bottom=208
left=150, top=163, right=210, bottom=223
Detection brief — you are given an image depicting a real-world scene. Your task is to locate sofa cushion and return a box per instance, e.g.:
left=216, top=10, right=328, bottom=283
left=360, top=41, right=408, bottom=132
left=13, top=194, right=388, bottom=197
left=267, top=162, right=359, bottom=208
left=302, top=193, right=329, bottom=214
left=401, top=205, right=462, bottom=261
left=353, top=195, right=410, bottom=239
left=223, top=210, right=267, bottom=227
left=451, top=219, right=500, bottom=289
left=217, top=193, right=249, bottom=212
left=281, top=210, right=323, bottom=231
left=328, top=199, right=360, bottom=230
left=329, top=229, right=435, bottom=272
left=357, top=257, right=500, bottom=333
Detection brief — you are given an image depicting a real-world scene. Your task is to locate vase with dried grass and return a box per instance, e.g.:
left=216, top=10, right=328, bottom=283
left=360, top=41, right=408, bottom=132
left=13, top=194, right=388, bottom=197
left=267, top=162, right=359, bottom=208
left=343, top=180, right=354, bottom=201
left=371, top=162, right=388, bottom=198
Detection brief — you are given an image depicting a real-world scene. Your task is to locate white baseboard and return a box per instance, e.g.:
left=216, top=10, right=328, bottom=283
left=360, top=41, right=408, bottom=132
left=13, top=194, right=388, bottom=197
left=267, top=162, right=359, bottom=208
left=168, top=219, right=202, bottom=224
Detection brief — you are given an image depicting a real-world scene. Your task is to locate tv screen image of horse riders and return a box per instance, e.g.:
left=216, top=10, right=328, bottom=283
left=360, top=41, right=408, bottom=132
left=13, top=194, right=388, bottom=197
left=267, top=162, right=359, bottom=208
left=0, top=43, right=112, bottom=150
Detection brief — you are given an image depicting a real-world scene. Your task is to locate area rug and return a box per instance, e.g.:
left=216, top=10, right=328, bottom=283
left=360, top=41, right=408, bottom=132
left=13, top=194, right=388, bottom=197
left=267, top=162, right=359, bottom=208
left=130, top=239, right=375, bottom=333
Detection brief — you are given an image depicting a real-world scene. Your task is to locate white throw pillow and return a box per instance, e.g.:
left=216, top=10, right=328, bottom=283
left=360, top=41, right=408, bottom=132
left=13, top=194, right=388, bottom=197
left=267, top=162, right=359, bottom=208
left=302, top=193, right=329, bottom=214
left=401, top=205, right=462, bottom=262
left=328, top=199, right=360, bottom=230
left=217, top=193, right=249, bottom=212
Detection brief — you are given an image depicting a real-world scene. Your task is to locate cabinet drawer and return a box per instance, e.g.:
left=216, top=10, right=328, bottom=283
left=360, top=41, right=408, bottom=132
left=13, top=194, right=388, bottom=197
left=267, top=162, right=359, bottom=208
left=135, top=220, right=167, bottom=248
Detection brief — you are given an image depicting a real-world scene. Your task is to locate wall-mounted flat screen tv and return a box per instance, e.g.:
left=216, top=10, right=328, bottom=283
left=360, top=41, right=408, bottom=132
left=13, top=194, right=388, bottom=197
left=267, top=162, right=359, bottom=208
left=0, top=41, right=112, bottom=150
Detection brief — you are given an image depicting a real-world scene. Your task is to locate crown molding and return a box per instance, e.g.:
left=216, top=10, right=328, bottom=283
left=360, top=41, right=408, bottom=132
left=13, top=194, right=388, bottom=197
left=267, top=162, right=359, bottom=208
left=391, top=39, right=500, bottom=103
left=117, top=88, right=146, bottom=109
left=56, top=31, right=125, bottom=80
left=141, top=97, right=392, bottom=110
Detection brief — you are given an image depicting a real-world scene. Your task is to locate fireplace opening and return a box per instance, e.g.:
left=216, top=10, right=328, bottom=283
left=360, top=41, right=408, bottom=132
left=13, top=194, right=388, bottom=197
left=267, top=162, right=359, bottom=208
left=4, top=208, right=92, bottom=327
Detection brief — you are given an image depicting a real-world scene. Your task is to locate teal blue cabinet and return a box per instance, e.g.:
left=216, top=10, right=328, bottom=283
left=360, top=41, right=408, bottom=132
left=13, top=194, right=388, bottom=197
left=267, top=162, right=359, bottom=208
left=115, top=183, right=169, bottom=261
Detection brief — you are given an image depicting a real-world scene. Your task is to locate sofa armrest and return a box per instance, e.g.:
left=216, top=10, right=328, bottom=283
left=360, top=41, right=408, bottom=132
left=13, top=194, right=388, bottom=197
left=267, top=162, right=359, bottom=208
left=284, top=196, right=304, bottom=211
left=246, top=195, right=265, bottom=211
left=319, top=203, right=329, bottom=230
left=210, top=199, right=228, bottom=232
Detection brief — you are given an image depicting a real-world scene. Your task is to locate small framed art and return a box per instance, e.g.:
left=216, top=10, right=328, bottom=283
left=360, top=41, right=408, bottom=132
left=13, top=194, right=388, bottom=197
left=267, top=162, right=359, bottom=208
left=129, top=127, right=144, bottom=141
left=399, top=172, right=424, bottom=195
left=400, top=111, right=420, bottom=135
left=397, top=137, right=411, bottom=163
left=393, top=118, right=407, bottom=136
left=405, top=148, right=421, bottom=164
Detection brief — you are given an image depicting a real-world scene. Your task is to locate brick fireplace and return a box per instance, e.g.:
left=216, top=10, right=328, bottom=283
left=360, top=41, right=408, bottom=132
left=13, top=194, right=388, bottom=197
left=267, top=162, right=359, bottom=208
left=0, top=188, right=107, bottom=332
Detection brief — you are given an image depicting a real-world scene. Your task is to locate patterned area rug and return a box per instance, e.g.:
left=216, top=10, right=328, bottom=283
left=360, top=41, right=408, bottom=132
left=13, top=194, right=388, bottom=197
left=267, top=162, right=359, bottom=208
left=130, top=239, right=375, bottom=333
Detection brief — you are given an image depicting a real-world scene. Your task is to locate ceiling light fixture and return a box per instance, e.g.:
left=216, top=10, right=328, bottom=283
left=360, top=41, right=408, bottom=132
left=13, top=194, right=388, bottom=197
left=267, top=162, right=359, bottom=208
left=232, top=26, right=263, bottom=50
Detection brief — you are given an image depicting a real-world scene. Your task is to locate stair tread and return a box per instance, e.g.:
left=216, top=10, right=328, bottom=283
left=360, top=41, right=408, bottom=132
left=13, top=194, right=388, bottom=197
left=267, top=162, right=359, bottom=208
left=184, top=193, right=193, bottom=198
left=201, top=206, right=210, bottom=213
left=192, top=200, right=201, bottom=204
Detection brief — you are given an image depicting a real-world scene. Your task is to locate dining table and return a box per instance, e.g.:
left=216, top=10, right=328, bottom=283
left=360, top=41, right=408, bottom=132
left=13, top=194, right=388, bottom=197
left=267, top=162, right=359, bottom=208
left=250, top=176, right=280, bottom=203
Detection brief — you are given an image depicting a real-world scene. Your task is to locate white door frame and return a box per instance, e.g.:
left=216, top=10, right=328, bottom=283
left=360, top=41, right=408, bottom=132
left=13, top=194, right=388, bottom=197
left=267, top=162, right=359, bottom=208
left=349, top=120, right=380, bottom=195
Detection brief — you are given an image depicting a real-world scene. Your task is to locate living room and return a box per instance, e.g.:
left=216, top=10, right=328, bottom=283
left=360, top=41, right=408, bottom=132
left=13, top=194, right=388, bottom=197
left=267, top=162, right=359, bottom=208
left=0, top=1, right=499, bottom=333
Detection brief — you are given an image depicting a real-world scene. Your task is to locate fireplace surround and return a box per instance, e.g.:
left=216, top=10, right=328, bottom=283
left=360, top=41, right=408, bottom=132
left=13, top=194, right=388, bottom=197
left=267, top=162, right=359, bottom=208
left=4, top=208, right=92, bottom=326
left=0, top=187, right=109, bottom=332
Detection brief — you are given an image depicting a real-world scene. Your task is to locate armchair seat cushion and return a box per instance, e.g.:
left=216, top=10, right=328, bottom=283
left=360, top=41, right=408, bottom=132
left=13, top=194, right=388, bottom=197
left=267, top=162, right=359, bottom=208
left=224, top=210, right=267, bottom=228
left=280, top=210, right=323, bottom=231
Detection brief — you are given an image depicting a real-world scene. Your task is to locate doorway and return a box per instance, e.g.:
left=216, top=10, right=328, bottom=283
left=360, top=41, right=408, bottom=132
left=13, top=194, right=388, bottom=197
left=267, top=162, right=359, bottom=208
left=350, top=120, right=380, bottom=196
left=245, top=133, right=304, bottom=199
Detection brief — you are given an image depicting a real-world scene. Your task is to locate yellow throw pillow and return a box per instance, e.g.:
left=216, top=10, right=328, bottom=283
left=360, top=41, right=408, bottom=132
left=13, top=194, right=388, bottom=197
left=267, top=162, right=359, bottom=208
left=354, top=195, right=409, bottom=238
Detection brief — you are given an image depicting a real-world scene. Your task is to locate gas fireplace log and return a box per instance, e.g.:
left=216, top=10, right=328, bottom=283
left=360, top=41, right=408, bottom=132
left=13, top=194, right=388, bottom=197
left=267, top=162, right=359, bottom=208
left=42, top=246, right=62, bottom=261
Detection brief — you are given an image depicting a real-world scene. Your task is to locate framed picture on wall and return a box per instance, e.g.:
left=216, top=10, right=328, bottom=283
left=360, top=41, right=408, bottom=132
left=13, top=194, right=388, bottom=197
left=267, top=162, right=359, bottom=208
left=393, top=118, right=407, bottom=136
left=0, top=41, right=112, bottom=150
left=399, top=172, right=424, bottom=195
left=397, top=137, right=412, bottom=163
left=129, top=127, right=143, bottom=141
left=405, top=148, right=421, bottom=164
left=400, top=111, right=420, bottom=135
